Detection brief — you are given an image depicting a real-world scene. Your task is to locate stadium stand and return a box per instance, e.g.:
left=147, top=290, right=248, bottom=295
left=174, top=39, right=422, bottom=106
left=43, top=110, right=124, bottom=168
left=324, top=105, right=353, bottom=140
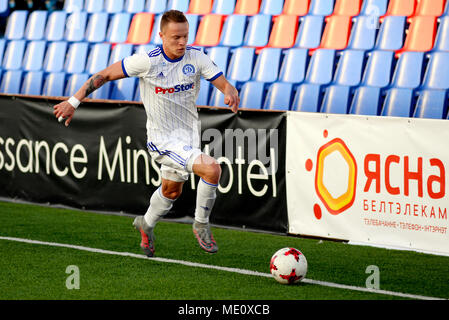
left=0, top=0, right=448, bottom=119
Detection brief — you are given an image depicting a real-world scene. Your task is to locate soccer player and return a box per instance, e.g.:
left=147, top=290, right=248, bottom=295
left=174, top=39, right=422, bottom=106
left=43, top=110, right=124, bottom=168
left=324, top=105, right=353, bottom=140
left=53, top=10, right=240, bottom=257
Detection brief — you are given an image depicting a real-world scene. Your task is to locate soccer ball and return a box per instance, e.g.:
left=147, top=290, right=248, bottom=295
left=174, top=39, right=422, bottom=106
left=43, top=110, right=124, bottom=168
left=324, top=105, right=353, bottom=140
left=270, top=247, right=307, bottom=285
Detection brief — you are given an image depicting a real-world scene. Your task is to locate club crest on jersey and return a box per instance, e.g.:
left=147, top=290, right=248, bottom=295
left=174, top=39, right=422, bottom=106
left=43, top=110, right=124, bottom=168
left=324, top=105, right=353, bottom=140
left=155, top=83, right=195, bottom=94
left=182, top=64, right=195, bottom=76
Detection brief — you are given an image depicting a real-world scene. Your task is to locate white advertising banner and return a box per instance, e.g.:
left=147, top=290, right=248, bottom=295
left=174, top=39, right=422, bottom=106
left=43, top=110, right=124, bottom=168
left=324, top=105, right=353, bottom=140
left=286, top=112, right=449, bottom=255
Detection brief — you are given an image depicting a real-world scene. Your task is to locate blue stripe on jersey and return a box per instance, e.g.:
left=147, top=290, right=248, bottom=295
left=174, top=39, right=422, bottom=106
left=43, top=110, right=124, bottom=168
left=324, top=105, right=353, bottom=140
left=147, top=142, right=187, bottom=167
left=186, top=46, right=201, bottom=51
left=207, top=71, right=223, bottom=82
left=121, top=59, right=129, bottom=77
left=148, top=47, right=162, bottom=58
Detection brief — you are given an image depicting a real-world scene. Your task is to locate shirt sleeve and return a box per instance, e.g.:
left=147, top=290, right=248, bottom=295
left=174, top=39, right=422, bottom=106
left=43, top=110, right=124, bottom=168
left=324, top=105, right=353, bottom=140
left=198, top=51, right=223, bottom=82
left=122, top=52, right=151, bottom=78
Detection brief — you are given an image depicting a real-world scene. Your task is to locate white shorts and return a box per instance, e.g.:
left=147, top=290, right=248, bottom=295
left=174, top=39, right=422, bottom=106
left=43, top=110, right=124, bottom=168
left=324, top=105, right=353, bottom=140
left=147, top=140, right=202, bottom=182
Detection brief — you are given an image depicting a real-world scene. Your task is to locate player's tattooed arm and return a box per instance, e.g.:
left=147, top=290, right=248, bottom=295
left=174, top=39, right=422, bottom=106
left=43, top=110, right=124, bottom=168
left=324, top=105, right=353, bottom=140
left=85, top=74, right=106, bottom=97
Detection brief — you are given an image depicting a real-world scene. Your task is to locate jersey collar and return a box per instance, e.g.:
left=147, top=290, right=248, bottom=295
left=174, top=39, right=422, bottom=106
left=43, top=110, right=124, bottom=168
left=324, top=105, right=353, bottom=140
left=160, top=45, right=184, bottom=63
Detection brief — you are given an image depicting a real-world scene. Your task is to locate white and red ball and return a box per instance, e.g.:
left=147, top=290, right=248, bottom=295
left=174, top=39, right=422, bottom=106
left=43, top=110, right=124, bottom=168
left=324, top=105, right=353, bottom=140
left=270, top=247, right=308, bottom=284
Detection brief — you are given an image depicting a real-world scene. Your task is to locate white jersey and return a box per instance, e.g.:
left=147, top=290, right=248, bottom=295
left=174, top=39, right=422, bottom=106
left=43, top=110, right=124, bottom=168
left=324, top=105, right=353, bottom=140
left=121, top=46, right=222, bottom=147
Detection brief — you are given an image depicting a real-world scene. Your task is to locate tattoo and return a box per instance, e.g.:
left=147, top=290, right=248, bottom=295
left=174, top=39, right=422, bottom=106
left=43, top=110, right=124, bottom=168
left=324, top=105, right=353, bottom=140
left=85, top=75, right=105, bottom=97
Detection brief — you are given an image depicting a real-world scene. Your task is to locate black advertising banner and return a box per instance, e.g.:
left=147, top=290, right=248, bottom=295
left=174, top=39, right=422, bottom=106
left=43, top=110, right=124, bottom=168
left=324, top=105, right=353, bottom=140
left=0, top=95, right=287, bottom=232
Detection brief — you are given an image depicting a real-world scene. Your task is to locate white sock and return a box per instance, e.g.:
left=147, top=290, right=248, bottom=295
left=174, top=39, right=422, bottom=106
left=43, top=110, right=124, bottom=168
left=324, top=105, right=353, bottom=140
left=144, top=187, right=175, bottom=228
left=194, top=178, right=218, bottom=224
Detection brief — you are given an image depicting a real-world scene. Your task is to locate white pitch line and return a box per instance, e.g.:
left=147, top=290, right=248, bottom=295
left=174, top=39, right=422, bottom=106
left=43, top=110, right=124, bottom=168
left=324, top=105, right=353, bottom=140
left=0, top=235, right=445, bottom=301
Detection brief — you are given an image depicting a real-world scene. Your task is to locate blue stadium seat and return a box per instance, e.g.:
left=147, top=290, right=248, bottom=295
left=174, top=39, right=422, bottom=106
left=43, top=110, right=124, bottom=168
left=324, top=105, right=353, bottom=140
left=110, top=77, right=137, bottom=100
left=64, top=0, right=84, bottom=12
left=381, top=88, right=414, bottom=117
left=86, top=43, right=111, bottom=74
left=109, top=43, right=133, bottom=64
left=85, top=12, right=108, bottom=43
left=0, top=0, right=8, bottom=15
left=421, top=52, right=449, bottom=90
left=413, top=90, right=447, bottom=119
left=390, top=51, right=424, bottom=89
left=104, top=0, right=124, bottom=13
left=167, top=0, right=189, bottom=12
left=295, top=15, right=324, bottom=49
left=42, top=72, right=66, bottom=97
left=150, top=14, right=163, bottom=44
left=291, top=83, right=321, bottom=112
left=333, top=50, right=365, bottom=87
left=206, top=46, right=230, bottom=75
left=219, top=14, right=246, bottom=47
left=279, top=48, right=308, bottom=83
left=227, top=47, right=255, bottom=82
left=321, top=85, right=351, bottom=114
left=85, top=0, right=104, bottom=12
left=444, top=0, right=449, bottom=15
left=252, top=48, right=281, bottom=83
left=361, top=50, right=394, bottom=88
left=209, top=79, right=237, bottom=107
left=212, top=0, right=236, bottom=14
left=64, top=42, right=89, bottom=74
left=0, top=39, right=6, bottom=64
left=45, top=11, right=67, bottom=41
left=433, top=16, right=449, bottom=52
left=65, top=11, right=88, bottom=42
left=125, top=0, right=145, bottom=13
left=24, top=11, right=47, bottom=40
left=43, top=41, right=68, bottom=72
left=134, top=84, right=140, bottom=101
left=309, top=0, right=335, bottom=16
left=359, top=0, right=387, bottom=16
left=305, top=49, right=336, bottom=85
left=239, top=81, right=265, bottom=109
left=375, top=16, right=406, bottom=51
left=264, top=82, right=293, bottom=111
left=106, top=13, right=131, bottom=43
left=21, top=71, right=44, bottom=95
left=2, top=40, right=26, bottom=70
left=4, top=10, right=28, bottom=40
left=186, top=14, right=199, bottom=45
left=196, top=78, right=211, bottom=105
left=0, top=70, right=22, bottom=94
left=349, top=86, right=382, bottom=116
left=65, top=73, right=90, bottom=96
left=22, top=40, right=46, bottom=71
left=90, top=81, right=111, bottom=100
left=260, top=0, right=284, bottom=15
left=243, top=14, right=271, bottom=47
left=146, top=0, right=166, bottom=13
left=134, top=44, right=157, bottom=54
left=347, top=15, right=377, bottom=51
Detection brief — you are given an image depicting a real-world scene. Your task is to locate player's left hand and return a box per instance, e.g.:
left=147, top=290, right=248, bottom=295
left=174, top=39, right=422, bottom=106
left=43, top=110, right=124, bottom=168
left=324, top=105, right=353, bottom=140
left=53, top=100, right=76, bottom=127
left=224, top=93, right=240, bottom=113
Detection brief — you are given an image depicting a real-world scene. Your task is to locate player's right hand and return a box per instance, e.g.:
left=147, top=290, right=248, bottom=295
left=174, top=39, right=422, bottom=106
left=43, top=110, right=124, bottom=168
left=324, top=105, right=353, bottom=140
left=53, top=100, right=75, bottom=127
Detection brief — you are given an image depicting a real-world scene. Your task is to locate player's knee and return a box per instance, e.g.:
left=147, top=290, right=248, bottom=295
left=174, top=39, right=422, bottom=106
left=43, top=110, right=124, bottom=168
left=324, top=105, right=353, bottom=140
left=204, top=161, right=221, bottom=184
left=161, top=185, right=182, bottom=200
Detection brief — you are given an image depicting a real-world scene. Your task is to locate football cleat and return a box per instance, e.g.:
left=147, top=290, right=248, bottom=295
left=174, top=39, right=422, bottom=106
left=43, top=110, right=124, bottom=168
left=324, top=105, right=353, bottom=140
left=193, top=220, right=218, bottom=254
left=133, top=216, right=155, bottom=257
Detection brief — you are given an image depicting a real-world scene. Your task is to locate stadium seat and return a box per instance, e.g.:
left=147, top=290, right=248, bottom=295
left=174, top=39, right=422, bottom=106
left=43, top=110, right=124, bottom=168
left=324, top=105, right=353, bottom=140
left=110, top=77, right=137, bottom=100
left=282, top=0, right=310, bottom=16
left=396, top=16, right=437, bottom=57
left=133, top=84, right=140, bottom=101
left=267, top=15, right=299, bottom=49
left=381, top=88, right=414, bottom=117
left=333, top=50, right=364, bottom=87
left=212, top=0, right=236, bottom=14
left=264, top=82, right=293, bottom=111
left=186, top=14, right=199, bottom=45
left=150, top=14, right=163, bottom=44
left=64, top=42, right=89, bottom=74
left=106, top=13, right=132, bottom=43
left=109, top=43, right=133, bottom=64
left=235, top=0, right=261, bottom=15
left=413, top=90, right=447, bottom=119
left=196, top=78, right=211, bottom=105
left=2, top=40, right=26, bottom=70
left=316, top=15, right=352, bottom=50
left=124, top=0, right=145, bottom=13
left=21, top=71, right=43, bottom=95
left=63, top=0, right=84, bottom=12
left=359, top=0, right=387, bottom=16
left=294, top=15, right=324, bottom=49
left=0, top=70, right=22, bottom=94
left=308, top=0, right=335, bottom=16
left=0, top=39, right=5, bottom=64
left=260, top=0, right=284, bottom=15
left=167, top=0, right=190, bottom=12
left=193, top=14, right=224, bottom=47
left=209, top=79, right=237, bottom=106
left=421, top=51, right=449, bottom=89
left=279, top=48, right=308, bottom=83
left=0, top=0, right=7, bottom=15
left=227, top=47, right=255, bottom=82
left=4, top=10, right=27, bottom=40
left=243, top=14, right=271, bottom=47
left=188, top=0, right=213, bottom=14
left=349, top=86, right=382, bottom=116
left=42, top=72, right=66, bottom=97
left=305, top=49, right=336, bottom=85
left=145, top=0, right=166, bottom=13
left=321, top=85, right=351, bottom=114
left=45, top=11, right=67, bottom=41
left=90, top=81, right=111, bottom=100
left=43, top=41, right=68, bottom=72
left=383, top=0, right=416, bottom=17
left=433, top=16, right=449, bottom=51
left=444, top=0, right=449, bottom=15
left=332, top=0, right=361, bottom=16
left=126, top=12, right=155, bottom=44
left=105, top=0, right=124, bottom=13
left=239, top=81, right=265, bottom=109
left=85, top=12, right=109, bottom=43
left=65, top=73, right=89, bottom=97
left=414, top=0, right=446, bottom=17
left=291, top=83, right=321, bottom=112
left=375, top=16, right=406, bottom=50
left=22, top=40, right=46, bottom=71
left=206, top=46, right=230, bottom=75
left=65, top=11, right=87, bottom=42
left=24, top=10, right=47, bottom=40
left=390, top=51, right=425, bottom=89
left=134, top=44, right=157, bottom=54
left=347, top=15, right=378, bottom=50
left=361, top=50, right=394, bottom=87
left=219, top=14, right=246, bottom=47
left=85, top=0, right=104, bottom=12
left=86, top=43, right=111, bottom=74
left=252, top=48, right=281, bottom=82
